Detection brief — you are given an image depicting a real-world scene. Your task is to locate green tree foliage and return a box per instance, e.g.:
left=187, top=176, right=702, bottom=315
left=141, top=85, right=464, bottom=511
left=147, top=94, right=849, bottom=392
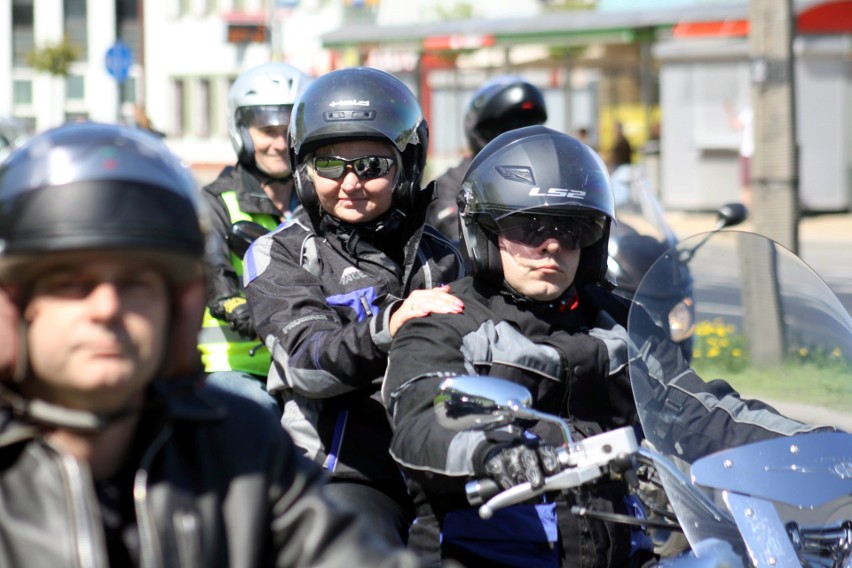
left=26, top=37, right=81, bottom=77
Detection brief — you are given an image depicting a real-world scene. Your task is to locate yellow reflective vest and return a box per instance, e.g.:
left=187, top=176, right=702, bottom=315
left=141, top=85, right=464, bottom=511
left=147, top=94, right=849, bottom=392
left=198, top=191, right=279, bottom=376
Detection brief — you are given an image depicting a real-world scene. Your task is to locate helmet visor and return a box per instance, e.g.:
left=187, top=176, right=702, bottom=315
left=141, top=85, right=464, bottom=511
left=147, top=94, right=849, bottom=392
left=485, top=211, right=607, bottom=249
left=238, top=105, right=293, bottom=128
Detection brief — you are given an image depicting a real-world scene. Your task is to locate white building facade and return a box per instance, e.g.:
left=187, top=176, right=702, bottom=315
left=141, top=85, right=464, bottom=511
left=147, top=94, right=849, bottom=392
left=0, top=0, right=343, bottom=179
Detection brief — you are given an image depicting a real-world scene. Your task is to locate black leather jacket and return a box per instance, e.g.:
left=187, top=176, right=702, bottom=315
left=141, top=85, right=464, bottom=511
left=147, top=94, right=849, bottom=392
left=0, top=378, right=420, bottom=568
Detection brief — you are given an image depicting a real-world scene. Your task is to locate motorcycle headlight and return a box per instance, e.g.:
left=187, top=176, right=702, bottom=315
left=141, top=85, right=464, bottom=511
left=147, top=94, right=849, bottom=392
left=668, top=298, right=695, bottom=343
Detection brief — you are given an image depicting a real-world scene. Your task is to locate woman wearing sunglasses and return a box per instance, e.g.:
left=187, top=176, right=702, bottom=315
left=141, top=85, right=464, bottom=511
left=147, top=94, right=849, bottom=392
left=243, top=67, right=465, bottom=548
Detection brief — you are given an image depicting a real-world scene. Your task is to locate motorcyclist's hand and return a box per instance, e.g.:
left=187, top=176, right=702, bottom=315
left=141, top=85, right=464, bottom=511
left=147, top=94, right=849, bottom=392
left=389, top=285, right=464, bottom=336
left=478, top=441, right=561, bottom=491
left=220, top=296, right=256, bottom=338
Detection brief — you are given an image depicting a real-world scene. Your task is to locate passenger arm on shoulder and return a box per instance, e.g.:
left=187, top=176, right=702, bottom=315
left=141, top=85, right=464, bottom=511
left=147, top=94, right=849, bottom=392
left=245, top=241, right=392, bottom=399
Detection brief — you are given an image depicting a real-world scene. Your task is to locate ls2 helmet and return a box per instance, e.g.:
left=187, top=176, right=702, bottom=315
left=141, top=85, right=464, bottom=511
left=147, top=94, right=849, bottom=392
left=227, top=62, right=312, bottom=166
left=458, top=125, right=615, bottom=288
left=288, top=66, right=429, bottom=222
left=0, top=122, right=207, bottom=428
left=464, top=76, right=548, bottom=155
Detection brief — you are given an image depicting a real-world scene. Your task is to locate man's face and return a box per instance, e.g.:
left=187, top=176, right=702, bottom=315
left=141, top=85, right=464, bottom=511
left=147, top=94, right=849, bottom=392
left=22, top=253, right=170, bottom=413
left=250, top=124, right=291, bottom=178
left=498, top=230, right=581, bottom=302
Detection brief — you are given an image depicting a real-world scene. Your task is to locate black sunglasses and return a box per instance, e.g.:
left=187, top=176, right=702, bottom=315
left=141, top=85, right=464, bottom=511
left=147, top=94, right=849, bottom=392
left=312, top=155, right=395, bottom=180
left=493, top=214, right=606, bottom=249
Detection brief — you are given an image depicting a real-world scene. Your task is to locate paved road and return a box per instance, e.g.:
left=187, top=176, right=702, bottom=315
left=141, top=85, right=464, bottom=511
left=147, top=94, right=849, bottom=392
left=665, top=211, right=852, bottom=316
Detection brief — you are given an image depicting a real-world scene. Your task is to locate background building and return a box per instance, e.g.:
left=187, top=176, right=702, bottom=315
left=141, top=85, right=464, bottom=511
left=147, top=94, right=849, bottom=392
left=1, top=0, right=850, bottom=212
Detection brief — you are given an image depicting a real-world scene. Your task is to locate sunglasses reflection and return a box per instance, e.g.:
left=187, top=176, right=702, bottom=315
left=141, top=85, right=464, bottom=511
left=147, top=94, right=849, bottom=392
left=313, top=155, right=395, bottom=180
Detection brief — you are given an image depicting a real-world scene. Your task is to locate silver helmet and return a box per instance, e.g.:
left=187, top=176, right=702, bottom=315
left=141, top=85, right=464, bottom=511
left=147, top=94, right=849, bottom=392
left=227, top=62, right=312, bottom=165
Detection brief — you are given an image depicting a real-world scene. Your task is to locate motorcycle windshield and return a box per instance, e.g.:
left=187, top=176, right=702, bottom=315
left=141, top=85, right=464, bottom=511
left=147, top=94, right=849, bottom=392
left=627, top=230, right=852, bottom=566
left=607, top=164, right=683, bottom=301
left=610, top=164, right=675, bottom=245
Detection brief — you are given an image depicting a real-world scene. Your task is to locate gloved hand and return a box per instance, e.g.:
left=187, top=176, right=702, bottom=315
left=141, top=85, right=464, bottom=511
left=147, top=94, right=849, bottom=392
left=217, top=296, right=255, bottom=338
left=477, top=440, right=562, bottom=491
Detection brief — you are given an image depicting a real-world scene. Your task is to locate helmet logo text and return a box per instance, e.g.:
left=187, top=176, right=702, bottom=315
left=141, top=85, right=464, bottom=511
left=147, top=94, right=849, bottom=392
left=529, top=187, right=587, bottom=199
left=329, top=100, right=370, bottom=108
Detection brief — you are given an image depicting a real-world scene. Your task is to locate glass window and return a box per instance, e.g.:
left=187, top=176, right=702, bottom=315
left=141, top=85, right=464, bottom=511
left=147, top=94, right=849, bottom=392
left=121, top=77, right=137, bottom=104
left=12, top=0, right=35, bottom=67
left=173, top=79, right=186, bottom=137
left=67, top=75, right=85, bottom=100
left=65, top=111, right=89, bottom=123
left=116, top=0, right=140, bottom=60
left=198, top=78, right=211, bottom=138
left=63, top=0, right=87, bottom=60
left=13, top=80, right=33, bottom=104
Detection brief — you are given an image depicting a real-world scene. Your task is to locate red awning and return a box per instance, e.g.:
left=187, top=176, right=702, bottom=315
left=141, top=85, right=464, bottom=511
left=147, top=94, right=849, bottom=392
left=673, top=0, right=852, bottom=38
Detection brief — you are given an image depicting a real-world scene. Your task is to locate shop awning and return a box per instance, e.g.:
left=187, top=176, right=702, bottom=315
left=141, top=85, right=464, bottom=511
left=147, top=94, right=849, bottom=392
left=320, top=0, right=850, bottom=51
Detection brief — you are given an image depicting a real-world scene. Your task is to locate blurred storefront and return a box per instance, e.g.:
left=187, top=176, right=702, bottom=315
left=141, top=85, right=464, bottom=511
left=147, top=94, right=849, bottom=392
left=318, top=0, right=852, bottom=212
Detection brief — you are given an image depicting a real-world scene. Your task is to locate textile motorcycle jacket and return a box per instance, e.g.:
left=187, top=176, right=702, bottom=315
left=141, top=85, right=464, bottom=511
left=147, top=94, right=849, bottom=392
left=244, top=209, right=463, bottom=494
left=383, top=276, right=821, bottom=567
left=0, top=378, right=421, bottom=568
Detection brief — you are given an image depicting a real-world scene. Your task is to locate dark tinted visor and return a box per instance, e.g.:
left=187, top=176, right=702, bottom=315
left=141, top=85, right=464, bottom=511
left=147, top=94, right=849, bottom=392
left=237, top=105, right=292, bottom=128
left=487, top=213, right=607, bottom=249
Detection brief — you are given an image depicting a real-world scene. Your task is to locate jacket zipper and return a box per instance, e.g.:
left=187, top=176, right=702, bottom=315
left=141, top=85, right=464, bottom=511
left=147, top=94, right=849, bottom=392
left=134, top=424, right=173, bottom=568
left=56, top=452, right=107, bottom=568
left=173, top=509, right=203, bottom=568
left=359, top=294, right=374, bottom=317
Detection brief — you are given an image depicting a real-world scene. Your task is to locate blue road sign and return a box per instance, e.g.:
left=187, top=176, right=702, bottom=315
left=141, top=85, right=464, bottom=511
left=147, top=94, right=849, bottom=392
left=105, top=41, right=132, bottom=83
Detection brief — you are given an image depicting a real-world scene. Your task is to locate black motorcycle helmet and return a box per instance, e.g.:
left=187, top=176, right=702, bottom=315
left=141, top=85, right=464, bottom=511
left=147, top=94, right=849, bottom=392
left=0, top=122, right=206, bottom=285
left=0, top=122, right=207, bottom=430
left=464, top=76, right=548, bottom=155
left=288, top=66, right=429, bottom=224
left=458, top=125, right=615, bottom=288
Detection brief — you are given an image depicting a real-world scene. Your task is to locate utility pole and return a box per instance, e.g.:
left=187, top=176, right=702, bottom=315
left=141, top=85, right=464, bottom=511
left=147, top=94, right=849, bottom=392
left=748, top=0, right=799, bottom=253
left=741, top=0, right=798, bottom=366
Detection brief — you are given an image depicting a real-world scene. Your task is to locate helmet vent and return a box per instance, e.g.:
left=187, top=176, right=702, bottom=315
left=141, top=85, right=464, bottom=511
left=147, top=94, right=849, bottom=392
left=324, top=110, right=376, bottom=121
left=496, top=165, right=535, bottom=184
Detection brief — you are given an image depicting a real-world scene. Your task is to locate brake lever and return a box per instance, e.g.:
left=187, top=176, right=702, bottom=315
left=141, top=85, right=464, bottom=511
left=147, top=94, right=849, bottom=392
left=469, top=426, right=640, bottom=519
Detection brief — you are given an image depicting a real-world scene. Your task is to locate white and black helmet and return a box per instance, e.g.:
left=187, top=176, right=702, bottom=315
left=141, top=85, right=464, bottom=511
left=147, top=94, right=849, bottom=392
left=288, top=66, right=429, bottom=222
left=227, top=62, right=312, bottom=166
left=458, top=125, right=615, bottom=287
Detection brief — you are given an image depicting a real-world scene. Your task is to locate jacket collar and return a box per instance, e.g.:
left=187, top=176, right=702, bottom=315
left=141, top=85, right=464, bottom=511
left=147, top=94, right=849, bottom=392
left=0, top=376, right=228, bottom=449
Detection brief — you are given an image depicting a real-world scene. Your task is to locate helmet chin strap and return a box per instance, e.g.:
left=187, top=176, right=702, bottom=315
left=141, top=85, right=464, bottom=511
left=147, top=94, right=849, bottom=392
left=500, top=280, right=578, bottom=311
left=0, top=382, right=120, bottom=432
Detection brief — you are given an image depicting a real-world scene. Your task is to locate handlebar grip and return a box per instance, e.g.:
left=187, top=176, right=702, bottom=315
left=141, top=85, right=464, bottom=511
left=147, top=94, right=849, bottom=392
left=465, top=478, right=501, bottom=506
